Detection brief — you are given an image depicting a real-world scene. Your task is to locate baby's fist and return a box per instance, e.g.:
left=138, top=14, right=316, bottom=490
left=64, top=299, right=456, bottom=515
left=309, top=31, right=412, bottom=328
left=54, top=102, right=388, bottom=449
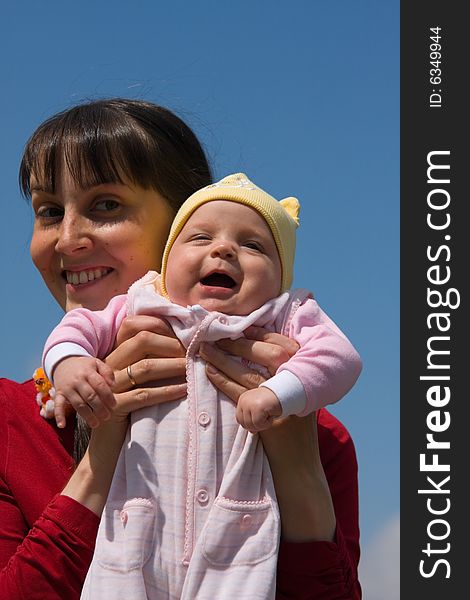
left=236, top=387, right=282, bottom=433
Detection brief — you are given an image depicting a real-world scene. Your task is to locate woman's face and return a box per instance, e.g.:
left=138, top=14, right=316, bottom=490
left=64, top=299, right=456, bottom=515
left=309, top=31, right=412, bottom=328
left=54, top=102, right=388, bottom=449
left=30, top=168, right=175, bottom=312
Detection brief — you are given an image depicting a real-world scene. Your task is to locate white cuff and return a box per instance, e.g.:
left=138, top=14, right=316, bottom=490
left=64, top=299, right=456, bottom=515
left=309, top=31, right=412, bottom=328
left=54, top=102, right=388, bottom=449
left=44, top=343, right=93, bottom=381
left=260, top=370, right=307, bottom=417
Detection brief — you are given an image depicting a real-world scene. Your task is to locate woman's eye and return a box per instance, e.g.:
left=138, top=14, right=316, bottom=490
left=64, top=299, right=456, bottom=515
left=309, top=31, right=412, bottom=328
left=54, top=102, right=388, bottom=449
left=35, top=205, right=64, bottom=219
left=94, top=198, right=120, bottom=212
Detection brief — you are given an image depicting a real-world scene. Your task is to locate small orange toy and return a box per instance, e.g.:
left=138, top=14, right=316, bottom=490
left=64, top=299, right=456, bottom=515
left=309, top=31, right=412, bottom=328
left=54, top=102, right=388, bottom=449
left=33, top=367, right=56, bottom=419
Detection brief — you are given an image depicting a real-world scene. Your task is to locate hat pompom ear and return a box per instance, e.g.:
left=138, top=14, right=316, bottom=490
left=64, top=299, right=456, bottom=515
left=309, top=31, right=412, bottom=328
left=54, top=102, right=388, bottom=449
left=279, top=197, right=300, bottom=226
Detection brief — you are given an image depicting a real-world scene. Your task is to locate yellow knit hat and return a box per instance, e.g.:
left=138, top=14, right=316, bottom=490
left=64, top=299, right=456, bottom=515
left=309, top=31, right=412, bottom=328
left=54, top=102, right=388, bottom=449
left=160, top=173, right=300, bottom=296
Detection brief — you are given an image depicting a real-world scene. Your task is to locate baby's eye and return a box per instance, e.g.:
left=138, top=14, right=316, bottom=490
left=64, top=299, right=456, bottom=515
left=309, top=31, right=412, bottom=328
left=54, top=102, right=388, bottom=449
left=190, top=234, right=211, bottom=242
left=244, top=241, right=263, bottom=251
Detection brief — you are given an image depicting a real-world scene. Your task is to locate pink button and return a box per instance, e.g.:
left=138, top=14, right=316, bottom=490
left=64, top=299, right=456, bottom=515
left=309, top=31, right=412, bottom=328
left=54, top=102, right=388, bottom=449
left=120, top=510, right=128, bottom=525
left=241, top=514, right=252, bottom=528
left=196, top=489, right=209, bottom=505
left=198, top=412, right=211, bottom=427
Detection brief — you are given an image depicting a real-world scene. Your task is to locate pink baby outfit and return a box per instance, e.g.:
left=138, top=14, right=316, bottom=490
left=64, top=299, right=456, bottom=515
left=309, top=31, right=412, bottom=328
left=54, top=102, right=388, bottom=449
left=43, top=272, right=362, bottom=600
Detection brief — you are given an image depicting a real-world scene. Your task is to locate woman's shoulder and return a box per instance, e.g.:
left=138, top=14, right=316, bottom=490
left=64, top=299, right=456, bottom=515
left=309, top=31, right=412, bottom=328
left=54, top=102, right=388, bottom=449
left=0, top=376, right=48, bottom=439
left=0, top=376, right=75, bottom=457
left=0, top=377, right=37, bottom=409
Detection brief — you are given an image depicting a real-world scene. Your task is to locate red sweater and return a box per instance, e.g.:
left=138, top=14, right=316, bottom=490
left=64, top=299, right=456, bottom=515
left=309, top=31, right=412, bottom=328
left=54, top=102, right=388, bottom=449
left=0, top=378, right=361, bottom=599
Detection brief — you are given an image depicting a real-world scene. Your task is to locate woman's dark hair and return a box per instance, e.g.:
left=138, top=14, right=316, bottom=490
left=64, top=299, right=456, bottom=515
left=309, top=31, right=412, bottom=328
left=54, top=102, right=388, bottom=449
left=19, top=98, right=213, bottom=214
left=20, top=98, right=213, bottom=462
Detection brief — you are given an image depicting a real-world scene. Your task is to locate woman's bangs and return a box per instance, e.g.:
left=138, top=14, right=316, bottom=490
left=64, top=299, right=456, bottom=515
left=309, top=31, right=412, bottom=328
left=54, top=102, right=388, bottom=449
left=21, top=114, right=152, bottom=196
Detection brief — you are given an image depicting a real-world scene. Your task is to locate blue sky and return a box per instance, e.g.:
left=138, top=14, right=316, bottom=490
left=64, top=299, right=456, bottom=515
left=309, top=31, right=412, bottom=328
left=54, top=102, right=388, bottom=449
left=0, top=2, right=399, bottom=595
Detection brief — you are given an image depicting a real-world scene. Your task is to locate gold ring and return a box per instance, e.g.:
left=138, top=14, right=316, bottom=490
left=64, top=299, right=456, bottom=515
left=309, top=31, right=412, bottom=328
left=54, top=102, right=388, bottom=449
left=126, top=364, right=137, bottom=388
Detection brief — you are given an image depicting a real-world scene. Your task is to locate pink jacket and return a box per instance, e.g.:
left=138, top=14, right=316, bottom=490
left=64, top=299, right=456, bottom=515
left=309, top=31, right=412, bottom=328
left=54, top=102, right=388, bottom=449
left=43, top=272, right=361, bottom=599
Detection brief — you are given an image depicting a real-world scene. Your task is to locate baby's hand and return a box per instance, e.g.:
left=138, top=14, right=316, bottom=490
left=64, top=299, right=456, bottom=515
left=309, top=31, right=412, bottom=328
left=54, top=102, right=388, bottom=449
left=236, top=387, right=282, bottom=433
left=52, top=356, right=116, bottom=429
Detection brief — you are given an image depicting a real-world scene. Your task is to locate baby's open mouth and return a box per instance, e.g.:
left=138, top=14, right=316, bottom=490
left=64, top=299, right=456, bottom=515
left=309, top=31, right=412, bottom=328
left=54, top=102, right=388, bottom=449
left=200, top=272, right=236, bottom=288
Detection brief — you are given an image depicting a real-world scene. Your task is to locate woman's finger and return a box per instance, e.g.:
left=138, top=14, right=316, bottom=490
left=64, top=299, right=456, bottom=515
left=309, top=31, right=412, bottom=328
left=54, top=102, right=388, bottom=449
left=216, top=331, right=298, bottom=376
left=112, top=357, right=187, bottom=393
left=205, top=363, right=247, bottom=403
left=105, top=331, right=185, bottom=371
left=244, top=326, right=300, bottom=355
left=200, top=343, right=267, bottom=389
left=111, top=382, right=187, bottom=421
left=116, top=314, right=177, bottom=345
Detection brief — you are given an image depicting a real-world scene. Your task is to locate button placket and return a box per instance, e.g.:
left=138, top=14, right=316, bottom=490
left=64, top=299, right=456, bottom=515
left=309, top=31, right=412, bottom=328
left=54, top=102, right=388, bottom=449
left=185, top=317, right=220, bottom=562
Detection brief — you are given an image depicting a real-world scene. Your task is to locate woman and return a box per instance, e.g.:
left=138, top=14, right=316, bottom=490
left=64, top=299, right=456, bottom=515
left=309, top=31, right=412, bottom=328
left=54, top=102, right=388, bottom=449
left=0, top=98, right=360, bottom=599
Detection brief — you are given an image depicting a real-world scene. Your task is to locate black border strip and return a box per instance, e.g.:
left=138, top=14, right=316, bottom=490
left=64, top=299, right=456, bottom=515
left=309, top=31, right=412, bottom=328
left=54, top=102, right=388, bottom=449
left=400, top=3, right=466, bottom=596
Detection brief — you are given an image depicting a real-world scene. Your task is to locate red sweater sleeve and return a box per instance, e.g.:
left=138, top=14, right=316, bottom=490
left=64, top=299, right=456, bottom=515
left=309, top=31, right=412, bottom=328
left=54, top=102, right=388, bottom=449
left=276, top=409, right=361, bottom=599
left=0, top=494, right=99, bottom=600
left=0, top=379, right=99, bottom=600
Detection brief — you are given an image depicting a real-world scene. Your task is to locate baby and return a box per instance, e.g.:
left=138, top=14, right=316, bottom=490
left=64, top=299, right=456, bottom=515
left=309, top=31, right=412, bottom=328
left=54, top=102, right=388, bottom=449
left=43, top=173, right=362, bottom=599
left=44, top=173, right=361, bottom=433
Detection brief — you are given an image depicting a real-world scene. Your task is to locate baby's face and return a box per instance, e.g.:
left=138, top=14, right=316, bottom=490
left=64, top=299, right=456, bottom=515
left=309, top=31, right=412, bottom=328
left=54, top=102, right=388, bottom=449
left=165, top=201, right=282, bottom=315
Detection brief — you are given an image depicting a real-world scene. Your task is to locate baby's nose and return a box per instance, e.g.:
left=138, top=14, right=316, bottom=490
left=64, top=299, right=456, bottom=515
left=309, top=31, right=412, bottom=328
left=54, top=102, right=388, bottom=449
left=210, top=241, right=237, bottom=259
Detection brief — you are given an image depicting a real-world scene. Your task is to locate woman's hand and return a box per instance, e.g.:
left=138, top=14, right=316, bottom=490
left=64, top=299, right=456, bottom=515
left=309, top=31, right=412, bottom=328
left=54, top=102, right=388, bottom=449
left=103, top=314, right=187, bottom=422
left=202, top=325, right=336, bottom=542
left=200, top=325, right=299, bottom=397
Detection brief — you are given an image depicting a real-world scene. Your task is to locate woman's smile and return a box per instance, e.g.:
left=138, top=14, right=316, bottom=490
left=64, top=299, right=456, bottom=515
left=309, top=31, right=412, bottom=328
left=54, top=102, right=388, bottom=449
left=63, top=267, right=113, bottom=286
left=62, top=267, right=117, bottom=305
